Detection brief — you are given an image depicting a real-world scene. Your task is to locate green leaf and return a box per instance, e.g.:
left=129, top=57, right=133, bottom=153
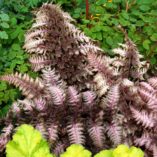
left=106, top=36, right=113, bottom=46
left=61, top=144, right=92, bottom=157
left=1, top=22, right=9, bottom=28
left=11, top=44, right=21, bottom=51
left=94, top=150, right=113, bottom=157
left=139, top=5, right=150, bottom=11
left=10, top=17, right=17, bottom=25
left=96, top=0, right=107, bottom=5
left=150, top=33, right=157, bottom=41
left=121, top=11, right=129, bottom=20
left=0, top=82, right=7, bottom=91
left=6, top=124, right=54, bottom=157
left=18, top=64, right=29, bottom=73
left=143, top=40, right=151, bottom=50
left=150, top=57, right=157, bottom=65
left=0, top=13, right=10, bottom=21
left=96, top=32, right=102, bottom=40
left=0, top=31, right=8, bottom=39
left=129, top=146, right=144, bottom=157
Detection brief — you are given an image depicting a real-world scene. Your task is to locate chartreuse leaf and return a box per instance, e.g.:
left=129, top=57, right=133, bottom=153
left=94, top=144, right=144, bottom=157
left=113, top=145, right=129, bottom=157
left=6, top=124, right=54, bottom=157
left=113, top=144, right=144, bottom=157
left=61, top=144, right=92, bottom=157
left=94, top=150, right=113, bottom=157
left=128, top=146, right=144, bottom=157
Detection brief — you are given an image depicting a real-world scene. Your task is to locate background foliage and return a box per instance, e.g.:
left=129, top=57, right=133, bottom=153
left=0, top=0, right=157, bottom=117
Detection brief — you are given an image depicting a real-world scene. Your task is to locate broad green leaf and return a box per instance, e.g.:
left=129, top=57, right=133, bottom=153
left=96, top=0, right=107, bottom=5
left=1, top=22, right=9, bottom=28
left=143, top=40, right=151, bottom=50
left=0, top=82, right=7, bottom=91
left=113, top=145, right=129, bottom=157
left=121, top=11, right=129, bottom=20
left=150, top=33, right=157, bottom=41
left=18, top=64, right=29, bottom=73
left=96, top=32, right=102, bottom=40
left=0, top=31, right=8, bottom=39
left=61, top=144, right=92, bottom=157
left=0, top=13, right=10, bottom=21
left=94, top=150, right=113, bottom=157
left=106, top=36, right=113, bottom=46
left=128, top=146, right=144, bottom=157
left=11, top=44, right=21, bottom=51
left=10, top=17, right=17, bottom=25
left=139, top=5, right=150, bottom=11
left=6, top=124, right=54, bottom=157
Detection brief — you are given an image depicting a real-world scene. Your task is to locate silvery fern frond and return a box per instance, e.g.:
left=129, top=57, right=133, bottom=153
left=0, top=73, right=44, bottom=99
left=88, top=121, right=105, bottom=149
left=67, top=122, right=85, bottom=145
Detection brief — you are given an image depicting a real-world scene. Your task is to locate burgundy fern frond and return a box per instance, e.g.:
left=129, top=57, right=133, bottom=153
left=82, top=91, right=96, bottom=107
left=88, top=122, right=105, bottom=149
left=94, top=73, right=109, bottom=96
left=153, top=145, right=157, bottom=157
left=53, top=141, right=67, bottom=156
left=42, top=68, right=65, bottom=88
left=87, top=53, right=114, bottom=82
left=104, top=84, right=120, bottom=111
left=148, top=77, right=157, bottom=90
left=67, top=86, right=80, bottom=106
left=0, top=73, right=44, bottom=98
left=29, top=55, right=52, bottom=71
left=35, top=121, right=47, bottom=138
left=134, top=132, right=154, bottom=150
left=34, top=97, right=47, bottom=111
left=0, top=135, right=9, bottom=152
left=1, top=124, right=13, bottom=137
left=130, top=107, right=155, bottom=128
left=67, top=122, right=85, bottom=145
left=138, top=88, right=156, bottom=103
left=47, top=123, right=58, bottom=144
left=49, top=86, right=65, bottom=107
left=140, top=82, right=155, bottom=93
left=105, top=121, right=122, bottom=146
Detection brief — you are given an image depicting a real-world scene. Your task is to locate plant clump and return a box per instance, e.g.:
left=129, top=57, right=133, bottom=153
left=0, top=3, right=157, bottom=157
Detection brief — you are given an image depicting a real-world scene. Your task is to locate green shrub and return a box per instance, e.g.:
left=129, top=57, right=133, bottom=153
left=0, top=0, right=38, bottom=117
left=6, top=124, right=54, bottom=157
left=69, top=0, right=157, bottom=66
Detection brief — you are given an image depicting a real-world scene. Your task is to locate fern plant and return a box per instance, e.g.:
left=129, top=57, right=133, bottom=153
left=0, top=3, right=157, bottom=157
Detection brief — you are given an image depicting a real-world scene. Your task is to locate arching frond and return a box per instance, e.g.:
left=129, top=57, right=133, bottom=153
left=130, top=107, right=155, bottom=128
left=29, top=55, right=52, bottom=71
left=0, top=73, right=44, bottom=98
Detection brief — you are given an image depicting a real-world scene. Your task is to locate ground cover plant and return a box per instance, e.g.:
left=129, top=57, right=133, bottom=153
left=0, top=3, right=157, bottom=157
left=6, top=124, right=144, bottom=157
left=0, top=0, right=157, bottom=117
